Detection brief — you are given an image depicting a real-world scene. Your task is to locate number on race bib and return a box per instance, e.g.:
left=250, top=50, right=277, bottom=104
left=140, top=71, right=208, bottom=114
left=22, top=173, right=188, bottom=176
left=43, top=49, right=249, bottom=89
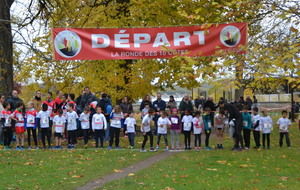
left=243, top=121, right=248, bottom=127
left=184, top=123, right=192, bottom=131
left=171, top=118, right=178, bottom=124
left=208, top=122, right=212, bottom=128
left=42, top=118, right=48, bottom=124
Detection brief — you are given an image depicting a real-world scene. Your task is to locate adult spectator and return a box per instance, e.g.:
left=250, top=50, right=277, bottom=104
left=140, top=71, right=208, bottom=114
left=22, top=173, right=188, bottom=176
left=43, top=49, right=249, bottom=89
left=0, top=94, right=5, bottom=143
left=6, top=90, right=24, bottom=112
left=98, top=93, right=112, bottom=142
left=245, top=96, right=253, bottom=111
left=120, top=96, right=133, bottom=114
left=54, top=91, right=63, bottom=110
left=236, top=96, right=245, bottom=111
left=167, top=95, right=177, bottom=109
left=31, top=90, right=43, bottom=112
left=219, top=100, right=244, bottom=150
left=152, top=93, right=166, bottom=135
left=139, top=95, right=152, bottom=111
left=203, top=96, right=217, bottom=126
left=253, top=95, right=258, bottom=108
left=78, top=87, right=98, bottom=114
left=179, top=95, right=194, bottom=117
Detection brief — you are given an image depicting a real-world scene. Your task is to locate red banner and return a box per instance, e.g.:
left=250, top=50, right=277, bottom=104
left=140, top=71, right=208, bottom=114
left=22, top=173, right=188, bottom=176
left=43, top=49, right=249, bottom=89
left=52, top=22, right=247, bottom=60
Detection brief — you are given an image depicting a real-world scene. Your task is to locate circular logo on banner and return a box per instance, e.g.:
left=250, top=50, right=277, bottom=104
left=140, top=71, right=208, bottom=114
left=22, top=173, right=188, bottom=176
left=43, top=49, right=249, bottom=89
left=54, top=30, right=82, bottom=58
left=220, top=26, right=241, bottom=47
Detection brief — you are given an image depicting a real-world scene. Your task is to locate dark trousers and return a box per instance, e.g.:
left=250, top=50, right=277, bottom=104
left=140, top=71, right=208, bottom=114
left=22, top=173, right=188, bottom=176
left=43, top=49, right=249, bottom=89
left=3, top=127, right=12, bottom=146
left=262, top=133, right=270, bottom=147
left=194, top=134, right=201, bottom=147
left=109, top=127, right=120, bottom=147
left=205, top=130, right=211, bottom=147
left=83, top=129, right=89, bottom=145
left=253, top=130, right=261, bottom=147
left=94, top=129, right=104, bottom=147
left=27, top=128, right=37, bottom=146
left=157, top=134, right=168, bottom=146
left=243, top=129, right=251, bottom=148
left=127, top=132, right=135, bottom=146
left=279, top=132, right=290, bottom=147
left=209, top=112, right=215, bottom=126
left=183, top=131, right=191, bottom=148
left=153, top=114, right=160, bottom=135
left=68, top=130, right=76, bottom=145
left=49, top=121, right=53, bottom=139
left=41, top=128, right=51, bottom=147
left=234, top=117, right=244, bottom=148
left=142, top=131, right=153, bottom=149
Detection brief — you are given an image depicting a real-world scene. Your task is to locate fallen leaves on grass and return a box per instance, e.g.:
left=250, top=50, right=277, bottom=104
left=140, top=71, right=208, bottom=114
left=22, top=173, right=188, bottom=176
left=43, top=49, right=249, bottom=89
left=281, top=177, right=288, bottom=181
left=24, top=162, right=33, bottom=165
left=164, top=187, right=175, bottom=190
left=206, top=168, right=218, bottom=171
left=128, top=173, right=135, bottom=176
left=239, top=164, right=250, bottom=168
left=180, top=175, right=188, bottom=178
left=113, top=169, right=124, bottom=173
left=216, top=160, right=227, bottom=164
left=72, top=175, right=83, bottom=178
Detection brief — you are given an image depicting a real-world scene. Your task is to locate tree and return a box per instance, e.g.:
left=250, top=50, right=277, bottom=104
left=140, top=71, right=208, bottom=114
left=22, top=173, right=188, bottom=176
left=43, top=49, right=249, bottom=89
left=0, top=0, right=14, bottom=96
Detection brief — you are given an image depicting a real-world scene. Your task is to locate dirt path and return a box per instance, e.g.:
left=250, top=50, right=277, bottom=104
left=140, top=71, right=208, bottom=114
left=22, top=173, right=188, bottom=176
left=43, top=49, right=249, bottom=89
left=76, top=150, right=182, bottom=190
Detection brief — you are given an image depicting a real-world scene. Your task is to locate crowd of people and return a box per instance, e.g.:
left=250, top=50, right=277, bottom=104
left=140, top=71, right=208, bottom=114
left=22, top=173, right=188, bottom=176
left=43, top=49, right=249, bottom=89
left=0, top=88, right=294, bottom=151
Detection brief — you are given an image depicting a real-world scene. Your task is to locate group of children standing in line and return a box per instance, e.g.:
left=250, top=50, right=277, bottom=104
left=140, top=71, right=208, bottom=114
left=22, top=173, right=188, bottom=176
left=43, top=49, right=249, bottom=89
left=0, top=99, right=293, bottom=151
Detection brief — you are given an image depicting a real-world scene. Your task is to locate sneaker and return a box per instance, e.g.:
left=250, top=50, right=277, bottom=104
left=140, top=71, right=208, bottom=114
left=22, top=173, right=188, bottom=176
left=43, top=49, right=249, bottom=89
left=48, top=146, right=52, bottom=150
left=220, top=145, right=224, bottom=149
left=4, top=146, right=10, bottom=150
left=244, top=147, right=249, bottom=150
left=288, top=147, right=291, bottom=149
left=140, top=148, right=147, bottom=152
left=253, top=146, right=259, bottom=149
left=187, top=147, right=191, bottom=150
left=149, top=147, right=155, bottom=152
left=35, top=146, right=39, bottom=150
left=129, top=146, right=134, bottom=149
left=262, top=146, right=266, bottom=149
left=267, top=147, right=270, bottom=149
left=206, top=147, right=212, bottom=150
left=171, top=147, right=175, bottom=150
left=28, top=147, right=32, bottom=150
left=194, top=147, right=198, bottom=150
left=52, top=146, right=57, bottom=149
left=107, top=146, right=112, bottom=149
left=59, top=146, right=63, bottom=149
left=185, top=147, right=188, bottom=150
left=198, top=147, right=203, bottom=150
left=43, top=146, right=47, bottom=150
left=16, top=147, right=20, bottom=150
left=156, top=146, right=159, bottom=149
left=85, top=144, right=88, bottom=149
left=67, top=145, right=72, bottom=149
left=116, top=147, right=121, bottom=149
left=176, top=147, right=180, bottom=150
left=166, top=147, right=169, bottom=151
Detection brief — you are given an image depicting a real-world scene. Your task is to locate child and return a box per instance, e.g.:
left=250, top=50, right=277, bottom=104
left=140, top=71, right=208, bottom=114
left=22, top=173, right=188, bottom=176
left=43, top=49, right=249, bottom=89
left=124, top=112, right=137, bottom=149
left=108, top=105, right=123, bottom=149
left=182, top=110, right=193, bottom=150
left=79, top=106, right=91, bottom=148
left=193, top=111, right=203, bottom=150
left=215, top=110, right=226, bottom=149
left=92, top=106, right=107, bottom=148
left=252, top=107, right=261, bottom=149
left=277, top=110, right=291, bottom=148
left=1, top=102, right=12, bottom=149
left=26, top=102, right=38, bottom=149
left=36, top=103, right=52, bottom=149
left=156, top=111, right=171, bottom=151
left=53, top=109, right=66, bottom=149
left=242, top=106, right=252, bottom=150
left=169, top=108, right=181, bottom=150
left=11, top=102, right=25, bottom=150
left=66, top=103, right=78, bottom=149
left=203, top=108, right=213, bottom=150
left=260, top=110, right=273, bottom=149
left=43, top=92, right=56, bottom=138
left=141, top=103, right=150, bottom=119
left=140, top=108, right=155, bottom=152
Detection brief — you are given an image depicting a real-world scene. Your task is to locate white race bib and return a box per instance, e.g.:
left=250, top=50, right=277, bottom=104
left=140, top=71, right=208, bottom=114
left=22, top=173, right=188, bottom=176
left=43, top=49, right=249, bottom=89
left=207, top=122, right=212, bottom=128
left=279, top=124, right=287, bottom=130
left=28, top=115, right=35, bottom=124
left=42, top=118, right=48, bottom=124
left=95, top=117, right=102, bottom=124
left=112, top=120, right=120, bottom=125
left=5, top=118, right=11, bottom=125
left=18, top=115, right=24, bottom=122
left=68, top=119, right=75, bottom=124
left=264, top=123, right=271, bottom=129
left=184, top=123, right=192, bottom=131
left=243, top=121, right=248, bottom=127
left=171, top=118, right=178, bottom=124
left=57, top=121, right=63, bottom=126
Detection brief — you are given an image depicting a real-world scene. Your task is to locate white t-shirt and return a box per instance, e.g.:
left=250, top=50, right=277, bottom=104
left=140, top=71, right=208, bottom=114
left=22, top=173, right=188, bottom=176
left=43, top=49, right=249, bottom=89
left=182, top=115, right=193, bottom=131
left=110, top=112, right=124, bottom=128
left=66, top=111, right=78, bottom=131
left=53, top=115, right=66, bottom=133
left=277, top=117, right=291, bottom=132
left=260, top=116, right=273, bottom=134
left=92, top=113, right=107, bottom=130
left=37, top=111, right=51, bottom=128
left=157, top=117, right=171, bottom=134
left=192, top=117, right=203, bottom=134
left=141, top=114, right=153, bottom=132
left=79, top=112, right=90, bottom=130
left=124, top=117, right=136, bottom=133
left=252, top=114, right=261, bottom=131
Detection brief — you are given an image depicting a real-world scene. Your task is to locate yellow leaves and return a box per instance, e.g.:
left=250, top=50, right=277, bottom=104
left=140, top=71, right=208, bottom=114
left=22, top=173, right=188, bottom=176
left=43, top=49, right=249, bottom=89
left=206, top=168, right=218, bottom=171
left=24, top=162, right=33, bottom=165
left=128, top=173, right=135, bottom=176
left=239, top=164, right=250, bottom=168
left=281, top=177, right=289, bottom=181
left=113, top=169, right=124, bottom=173
left=72, top=175, right=83, bottom=178
left=216, top=160, right=227, bottom=164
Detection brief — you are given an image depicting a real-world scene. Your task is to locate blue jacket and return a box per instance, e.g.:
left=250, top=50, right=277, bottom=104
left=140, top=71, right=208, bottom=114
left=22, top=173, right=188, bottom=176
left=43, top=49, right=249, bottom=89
left=152, top=99, right=166, bottom=112
left=242, top=112, right=253, bottom=130
left=203, top=113, right=212, bottom=131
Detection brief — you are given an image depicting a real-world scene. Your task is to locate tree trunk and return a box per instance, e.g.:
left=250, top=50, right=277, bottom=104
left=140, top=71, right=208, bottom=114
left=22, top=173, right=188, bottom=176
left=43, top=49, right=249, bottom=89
left=234, top=62, right=245, bottom=101
left=0, top=0, right=14, bottom=96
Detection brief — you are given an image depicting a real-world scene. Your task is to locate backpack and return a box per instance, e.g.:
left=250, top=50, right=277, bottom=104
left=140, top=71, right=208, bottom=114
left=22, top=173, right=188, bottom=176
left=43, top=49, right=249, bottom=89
left=105, top=104, right=112, bottom=114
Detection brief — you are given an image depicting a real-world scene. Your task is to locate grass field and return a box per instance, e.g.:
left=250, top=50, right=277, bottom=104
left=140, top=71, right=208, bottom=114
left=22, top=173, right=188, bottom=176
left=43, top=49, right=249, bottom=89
left=1, top=112, right=299, bottom=189
left=102, top=113, right=300, bottom=190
